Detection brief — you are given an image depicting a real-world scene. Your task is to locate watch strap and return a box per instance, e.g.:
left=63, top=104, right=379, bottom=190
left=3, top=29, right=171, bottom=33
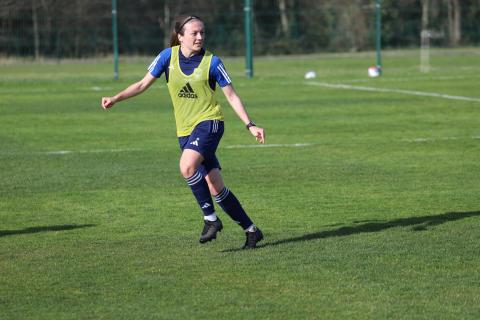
left=246, top=121, right=256, bottom=130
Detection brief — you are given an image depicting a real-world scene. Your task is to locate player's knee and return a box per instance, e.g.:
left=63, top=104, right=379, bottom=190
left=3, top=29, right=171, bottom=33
left=179, top=161, right=196, bottom=178
left=179, top=164, right=194, bottom=178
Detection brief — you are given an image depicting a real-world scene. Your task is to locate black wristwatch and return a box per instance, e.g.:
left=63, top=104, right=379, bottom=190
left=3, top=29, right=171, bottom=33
left=246, top=121, right=256, bottom=130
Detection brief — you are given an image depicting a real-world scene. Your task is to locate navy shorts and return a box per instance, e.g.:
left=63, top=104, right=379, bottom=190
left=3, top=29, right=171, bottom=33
left=178, top=120, right=224, bottom=175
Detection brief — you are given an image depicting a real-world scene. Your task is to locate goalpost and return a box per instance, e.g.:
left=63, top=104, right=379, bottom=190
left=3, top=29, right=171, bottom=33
left=375, top=0, right=382, bottom=75
left=420, top=0, right=430, bottom=73
left=420, top=0, right=444, bottom=73
left=420, top=30, right=430, bottom=73
left=244, top=0, right=254, bottom=78
left=112, top=0, right=119, bottom=80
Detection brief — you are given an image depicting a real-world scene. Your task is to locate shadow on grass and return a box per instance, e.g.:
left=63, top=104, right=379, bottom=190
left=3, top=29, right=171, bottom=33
left=0, top=224, right=96, bottom=238
left=223, top=211, right=480, bottom=252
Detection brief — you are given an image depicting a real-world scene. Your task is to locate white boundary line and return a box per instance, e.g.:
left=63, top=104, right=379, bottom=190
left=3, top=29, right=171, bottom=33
left=0, top=143, right=315, bottom=157
left=342, top=75, right=480, bottom=84
left=224, top=143, right=315, bottom=149
left=306, top=81, right=480, bottom=103
left=3, top=138, right=480, bottom=156
left=0, top=87, right=113, bottom=94
left=403, top=136, right=480, bottom=143
left=0, top=85, right=166, bottom=94
left=43, top=148, right=144, bottom=155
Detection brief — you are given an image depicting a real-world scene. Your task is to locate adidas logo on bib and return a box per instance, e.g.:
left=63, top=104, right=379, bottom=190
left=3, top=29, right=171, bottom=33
left=178, top=82, right=198, bottom=99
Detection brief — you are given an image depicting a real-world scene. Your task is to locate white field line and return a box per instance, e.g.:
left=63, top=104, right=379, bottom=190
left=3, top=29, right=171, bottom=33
left=306, top=81, right=480, bottom=103
left=43, top=148, right=144, bottom=155
left=0, top=148, right=141, bottom=157
left=2, top=138, right=479, bottom=156
left=341, top=75, right=480, bottom=84
left=0, top=87, right=113, bottom=94
left=0, top=143, right=315, bottom=157
left=403, top=136, right=480, bottom=143
left=224, top=143, right=315, bottom=149
left=0, top=85, right=166, bottom=94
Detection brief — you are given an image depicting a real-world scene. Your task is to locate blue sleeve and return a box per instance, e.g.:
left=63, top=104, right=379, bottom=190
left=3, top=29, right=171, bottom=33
left=210, top=56, right=232, bottom=88
left=148, top=48, right=171, bottom=78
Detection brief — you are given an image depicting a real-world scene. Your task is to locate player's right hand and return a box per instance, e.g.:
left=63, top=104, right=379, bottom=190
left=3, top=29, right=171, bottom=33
left=101, top=97, right=115, bottom=109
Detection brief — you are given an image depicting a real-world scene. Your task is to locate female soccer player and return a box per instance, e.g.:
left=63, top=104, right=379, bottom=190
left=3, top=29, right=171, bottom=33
left=101, top=15, right=265, bottom=249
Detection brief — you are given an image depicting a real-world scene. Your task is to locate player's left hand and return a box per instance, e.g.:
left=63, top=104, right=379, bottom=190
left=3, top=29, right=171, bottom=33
left=249, top=126, right=265, bottom=144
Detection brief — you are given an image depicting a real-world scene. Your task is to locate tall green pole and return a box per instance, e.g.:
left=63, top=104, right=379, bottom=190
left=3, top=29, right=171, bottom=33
left=375, top=0, right=382, bottom=74
left=112, top=0, right=119, bottom=80
left=244, top=0, right=253, bottom=78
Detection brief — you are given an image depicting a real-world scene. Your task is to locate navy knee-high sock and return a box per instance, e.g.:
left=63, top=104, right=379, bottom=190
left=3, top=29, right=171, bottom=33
left=214, top=187, right=253, bottom=230
left=185, top=171, right=215, bottom=217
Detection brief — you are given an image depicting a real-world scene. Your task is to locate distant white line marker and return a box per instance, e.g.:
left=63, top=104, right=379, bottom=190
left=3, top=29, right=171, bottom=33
left=224, top=143, right=315, bottom=149
left=306, top=81, right=480, bottom=102
left=45, top=150, right=73, bottom=155
left=3, top=144, right=315, bottom=157
left=402, top=136, right=479, bottom=143
left=49, top=144, right=315, bottom=154
left=44, top=148, right=143, bottom=155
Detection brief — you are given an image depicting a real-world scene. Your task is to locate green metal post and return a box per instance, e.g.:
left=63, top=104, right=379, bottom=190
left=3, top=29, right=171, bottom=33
left=244, top=0, right=253, bottom=78
left=112, top=0, right=119, bottom=80
left=375, top=0, right=382, bottom=74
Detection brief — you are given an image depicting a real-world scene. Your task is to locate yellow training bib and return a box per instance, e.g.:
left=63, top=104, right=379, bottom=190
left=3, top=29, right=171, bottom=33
left=167, top=46, right=224, bottom=137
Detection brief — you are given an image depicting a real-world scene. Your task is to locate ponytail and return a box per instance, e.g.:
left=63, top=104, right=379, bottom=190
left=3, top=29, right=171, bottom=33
left=170, top=15, right=203, bottom=47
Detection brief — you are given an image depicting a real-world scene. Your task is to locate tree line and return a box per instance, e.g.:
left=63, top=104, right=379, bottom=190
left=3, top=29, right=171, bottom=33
left=0, top=0, right=478, bottom=58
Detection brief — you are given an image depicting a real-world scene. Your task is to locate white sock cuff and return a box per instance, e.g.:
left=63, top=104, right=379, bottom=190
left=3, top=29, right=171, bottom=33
left=204, top=213, right=218, bottom=222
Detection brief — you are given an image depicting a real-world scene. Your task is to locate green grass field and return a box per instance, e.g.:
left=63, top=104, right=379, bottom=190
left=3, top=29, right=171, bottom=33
left=1, top=48, right=480, bottom=319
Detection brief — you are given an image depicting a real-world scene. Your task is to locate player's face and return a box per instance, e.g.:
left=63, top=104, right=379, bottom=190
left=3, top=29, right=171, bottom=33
left=179, top=20, right=205, bottom=55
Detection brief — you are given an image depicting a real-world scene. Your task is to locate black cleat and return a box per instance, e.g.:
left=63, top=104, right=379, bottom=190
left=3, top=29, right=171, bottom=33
left=242, top=227, right=263, bottom=249
left=199, top=218, right=223, bottom=243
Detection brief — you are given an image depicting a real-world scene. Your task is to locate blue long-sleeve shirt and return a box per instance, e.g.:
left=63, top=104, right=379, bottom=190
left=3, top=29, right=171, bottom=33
left=148, top=47, right=232, bottom=91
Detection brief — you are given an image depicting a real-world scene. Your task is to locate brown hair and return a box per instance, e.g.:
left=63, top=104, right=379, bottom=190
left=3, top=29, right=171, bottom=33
left=170, top=15, right=203, bottom=47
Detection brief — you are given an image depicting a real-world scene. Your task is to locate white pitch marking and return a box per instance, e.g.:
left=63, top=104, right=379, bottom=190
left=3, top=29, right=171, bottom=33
left=401, top=136, right=480, bottom=143
left=0, top=87, right=113, bottom=94
left=43, top=148, right=143, bottom=155
left=45, top=150, right=73, bottom=155
left=342, top=75, right=480, bottom=84
left=306, top=81, right=480, bottom=103
left=2, top=144, right=316, bottom=157
left=224, top=143, right=315, bottom=149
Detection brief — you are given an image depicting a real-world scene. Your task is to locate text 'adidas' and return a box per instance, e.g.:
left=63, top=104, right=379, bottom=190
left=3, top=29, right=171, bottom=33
left=178, top=82, right=198, bottom=99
